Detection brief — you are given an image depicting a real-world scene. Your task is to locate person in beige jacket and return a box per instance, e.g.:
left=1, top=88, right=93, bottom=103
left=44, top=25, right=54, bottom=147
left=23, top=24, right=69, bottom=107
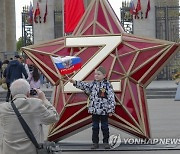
left=0, top=79, right=59, bottom=154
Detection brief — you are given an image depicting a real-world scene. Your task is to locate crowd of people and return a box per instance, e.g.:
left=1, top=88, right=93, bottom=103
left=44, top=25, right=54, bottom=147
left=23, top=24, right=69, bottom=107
left=0, top=55, right=51, bottom=102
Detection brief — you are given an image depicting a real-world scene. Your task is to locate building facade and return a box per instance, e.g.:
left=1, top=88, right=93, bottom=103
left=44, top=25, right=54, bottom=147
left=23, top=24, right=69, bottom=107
left=0, top=0, right=16, bottom=59
left=33, top=0, right=91, bottom=44
left=132, top=0, right=179, bottom=38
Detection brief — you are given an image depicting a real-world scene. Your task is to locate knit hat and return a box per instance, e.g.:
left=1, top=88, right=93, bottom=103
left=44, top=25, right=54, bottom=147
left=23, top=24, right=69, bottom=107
left=97, top=66, right=106, bottom=75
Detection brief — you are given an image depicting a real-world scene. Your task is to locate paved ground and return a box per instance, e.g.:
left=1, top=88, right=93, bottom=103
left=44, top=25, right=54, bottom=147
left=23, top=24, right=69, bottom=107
left=61, top=98, right=180, bottom=141
left=0, top=80, right=178, bottom=92
left=0, top=82, right=53, bottom=93
left=1, top=81, right=180, bottom=153
left=57, top=98, right=180, bottom=153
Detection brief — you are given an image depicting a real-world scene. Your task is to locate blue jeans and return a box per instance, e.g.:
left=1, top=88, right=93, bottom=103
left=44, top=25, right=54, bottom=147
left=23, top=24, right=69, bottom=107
left=92, top=114, right=109, bottom=144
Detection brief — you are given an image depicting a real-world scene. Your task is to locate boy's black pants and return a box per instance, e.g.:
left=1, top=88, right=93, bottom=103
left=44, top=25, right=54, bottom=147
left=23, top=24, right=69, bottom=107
left=92, top=114, right=109, bottom=144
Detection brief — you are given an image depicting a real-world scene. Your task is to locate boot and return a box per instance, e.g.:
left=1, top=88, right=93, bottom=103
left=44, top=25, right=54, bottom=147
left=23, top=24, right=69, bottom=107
left=91, top=143, right=99, bottom=149
left=103, top=143, right=110, bottom=149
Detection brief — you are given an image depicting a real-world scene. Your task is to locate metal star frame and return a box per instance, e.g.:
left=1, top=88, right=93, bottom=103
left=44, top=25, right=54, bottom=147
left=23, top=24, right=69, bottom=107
left=22, top=0, right=180, bottom=141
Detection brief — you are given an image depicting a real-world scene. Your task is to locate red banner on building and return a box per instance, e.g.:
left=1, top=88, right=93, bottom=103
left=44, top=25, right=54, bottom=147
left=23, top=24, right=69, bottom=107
left=145, top=0, right=151, bottom=18
left=64, top=0, right=85, bottom=33
left=34, top=2, right=41, bottom=23
left=136, top=0, right=141, bottom=13
left=43, top=0, right=48, bottom=23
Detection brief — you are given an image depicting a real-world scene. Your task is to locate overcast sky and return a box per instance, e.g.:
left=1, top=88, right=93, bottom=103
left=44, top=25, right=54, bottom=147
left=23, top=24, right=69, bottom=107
left=15, top=0, right=122, bottom=40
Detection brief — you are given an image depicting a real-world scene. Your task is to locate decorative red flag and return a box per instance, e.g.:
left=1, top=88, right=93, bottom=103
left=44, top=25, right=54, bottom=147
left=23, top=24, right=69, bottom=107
left=43, top=0, right=48, bottom=23
left=129, top=0, right=136, bottom=15
left=136, top=0, right=141, bottom=13
left=145, top=0, right=151, bottom=18
left=64, top=0, right=85, bottom=33
left=135, top=0, right=141, bottom=19
left=34, top=2, right=41, bottom=23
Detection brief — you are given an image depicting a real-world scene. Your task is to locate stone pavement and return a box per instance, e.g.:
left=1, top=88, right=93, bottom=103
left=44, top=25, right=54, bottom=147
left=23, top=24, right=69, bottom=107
left=58, top=98, right=180, bottom=153
left=0, top=80, right=178, bottom=101
left=0, top=83, right=54, bottom=102
left=146, top=80, right=177, bottom=89
left=0, top=83, right=53, bottom=94
left=0, top=80, right=178, bottom=93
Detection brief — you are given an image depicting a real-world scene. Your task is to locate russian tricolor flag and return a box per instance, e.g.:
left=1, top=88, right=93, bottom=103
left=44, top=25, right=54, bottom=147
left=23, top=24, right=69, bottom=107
left=52, top=56, right=82, bottom=75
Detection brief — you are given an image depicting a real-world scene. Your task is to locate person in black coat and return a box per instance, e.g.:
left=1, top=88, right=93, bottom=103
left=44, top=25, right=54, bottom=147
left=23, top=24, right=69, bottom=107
left=5, top=55, right=28, bottom=102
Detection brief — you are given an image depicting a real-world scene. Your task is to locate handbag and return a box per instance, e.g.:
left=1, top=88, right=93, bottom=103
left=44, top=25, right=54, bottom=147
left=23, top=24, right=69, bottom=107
left=175, top=78, right=180, bottom=85
left=11, top=101, right=59, bottom=154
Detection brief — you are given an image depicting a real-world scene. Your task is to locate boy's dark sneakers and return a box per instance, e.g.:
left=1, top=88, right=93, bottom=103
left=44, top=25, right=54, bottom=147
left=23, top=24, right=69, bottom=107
left=91, top=143, right=99, bottom=149
left=104, top=143, right=110, bottom=149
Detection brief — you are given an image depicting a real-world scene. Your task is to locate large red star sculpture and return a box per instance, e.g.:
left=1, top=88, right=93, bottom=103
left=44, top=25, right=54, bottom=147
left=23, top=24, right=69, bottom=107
left=22, top=0, right=180, bottom=141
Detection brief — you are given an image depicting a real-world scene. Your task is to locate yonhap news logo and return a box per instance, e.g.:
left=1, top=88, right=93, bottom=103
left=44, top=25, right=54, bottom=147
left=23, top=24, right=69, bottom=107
left=109, top=134, right=121, bottom=149
left=109, top=134, right=180, bottom=149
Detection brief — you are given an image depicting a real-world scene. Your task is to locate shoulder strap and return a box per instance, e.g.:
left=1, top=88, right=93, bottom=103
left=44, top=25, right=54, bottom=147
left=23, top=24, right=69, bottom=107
left=11, top=101, right=40, bottom=149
